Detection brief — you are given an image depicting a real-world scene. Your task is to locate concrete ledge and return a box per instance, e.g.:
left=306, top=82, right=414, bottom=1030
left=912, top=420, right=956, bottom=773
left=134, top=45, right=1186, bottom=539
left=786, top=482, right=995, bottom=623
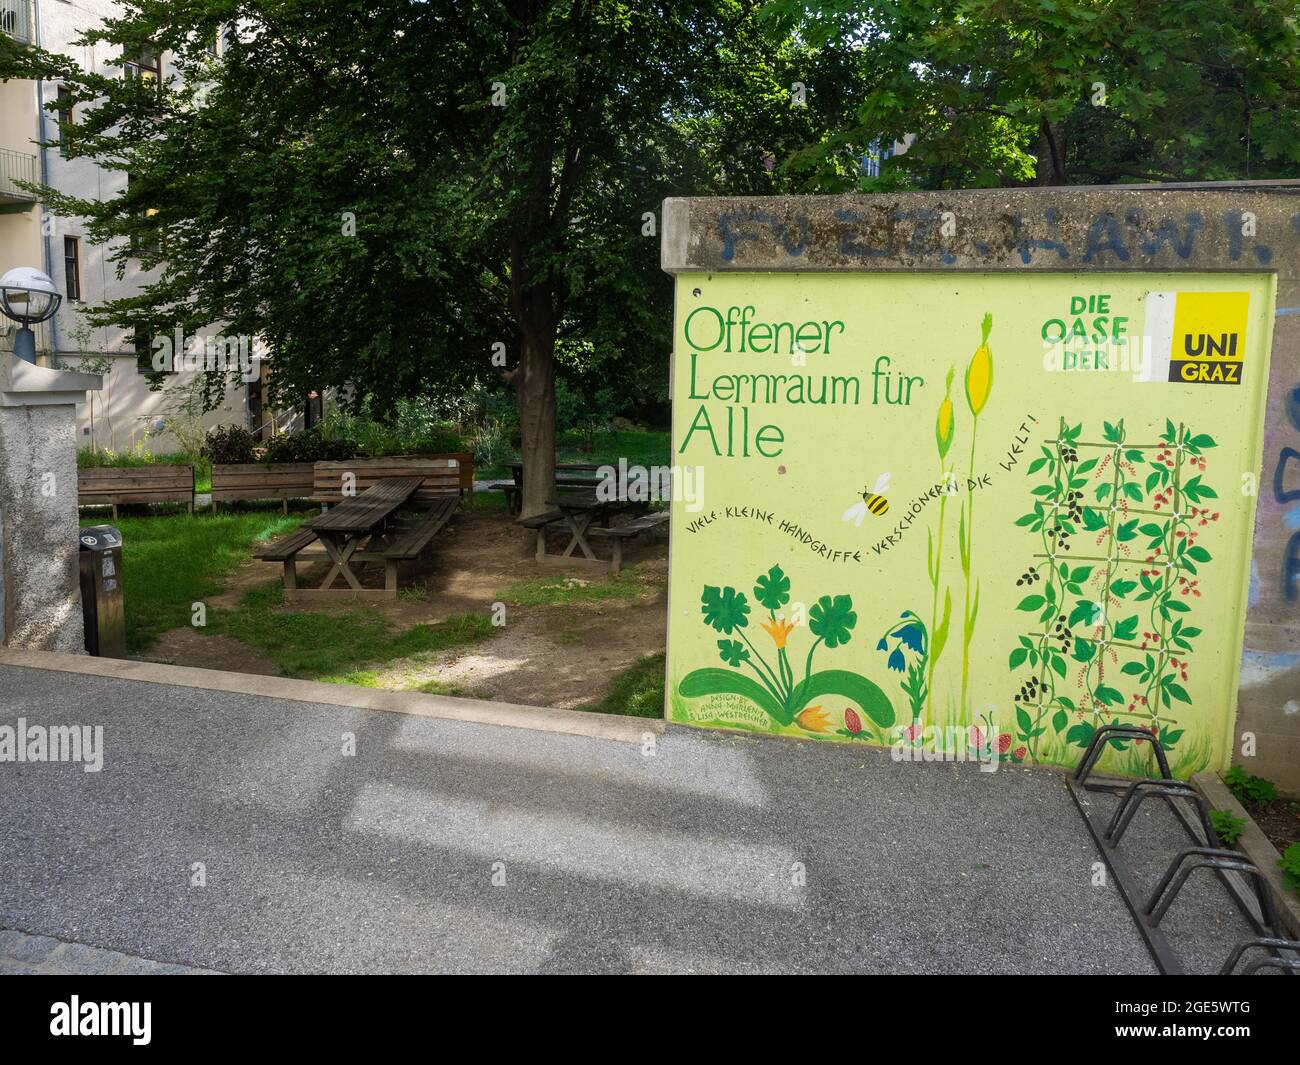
left=0, top=648, right=665, bottom=744
left=1193, top=769, right=1300, bottom=939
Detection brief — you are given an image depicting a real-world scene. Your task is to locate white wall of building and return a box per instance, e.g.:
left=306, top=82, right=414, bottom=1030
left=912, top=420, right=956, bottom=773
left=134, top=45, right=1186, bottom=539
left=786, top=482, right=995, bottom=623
left=8, top=0, right=257, bottom=454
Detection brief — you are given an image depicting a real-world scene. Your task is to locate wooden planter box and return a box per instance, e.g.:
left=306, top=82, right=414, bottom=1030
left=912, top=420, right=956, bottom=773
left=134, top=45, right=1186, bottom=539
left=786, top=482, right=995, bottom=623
left=210, top=462, right=316, bottom=513
left=77, top=465, right=195, bottom=516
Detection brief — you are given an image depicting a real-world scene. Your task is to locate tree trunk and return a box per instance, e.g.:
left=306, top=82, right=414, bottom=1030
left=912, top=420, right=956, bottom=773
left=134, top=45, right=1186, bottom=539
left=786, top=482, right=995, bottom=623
left=1035, top=120, right=1068, bottom=185
left=515, top=303, right=557, bottom=520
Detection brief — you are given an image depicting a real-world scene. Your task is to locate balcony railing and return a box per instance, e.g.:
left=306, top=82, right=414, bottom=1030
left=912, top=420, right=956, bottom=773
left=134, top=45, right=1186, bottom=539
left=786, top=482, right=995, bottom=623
left=0, top=146, right=38, bottom=203
left=0, top=0, right=33, bottom=45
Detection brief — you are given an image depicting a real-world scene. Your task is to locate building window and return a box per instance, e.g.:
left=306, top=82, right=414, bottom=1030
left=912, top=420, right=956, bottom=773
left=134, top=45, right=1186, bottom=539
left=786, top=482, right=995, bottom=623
left=124, top=43, right=161, bottom=84
left=57, top=85, right=74, bottom=128
left=63, top=236, right=81, bottom=302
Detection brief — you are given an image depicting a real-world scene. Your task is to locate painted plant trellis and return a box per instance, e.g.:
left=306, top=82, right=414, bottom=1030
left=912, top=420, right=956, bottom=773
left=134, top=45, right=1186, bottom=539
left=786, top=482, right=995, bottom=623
left=1008, top=417, right=1220, bottom=776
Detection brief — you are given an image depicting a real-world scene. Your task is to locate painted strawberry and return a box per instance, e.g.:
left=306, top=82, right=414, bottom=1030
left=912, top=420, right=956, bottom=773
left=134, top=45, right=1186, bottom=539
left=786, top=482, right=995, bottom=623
left=969, top=726, right=985, bottom=749
left=1013, top=745, right=1027, bottom=762
left=997, top=733, right=1013, bottom=755
left=844, top=707, right=863, bottom=736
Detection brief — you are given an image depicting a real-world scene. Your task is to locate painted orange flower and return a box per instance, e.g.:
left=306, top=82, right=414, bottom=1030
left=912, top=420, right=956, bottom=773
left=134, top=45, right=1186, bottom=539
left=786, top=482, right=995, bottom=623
left=795, top=705, right=832, bottom=733
left=760, top=617, right=795, bottom=649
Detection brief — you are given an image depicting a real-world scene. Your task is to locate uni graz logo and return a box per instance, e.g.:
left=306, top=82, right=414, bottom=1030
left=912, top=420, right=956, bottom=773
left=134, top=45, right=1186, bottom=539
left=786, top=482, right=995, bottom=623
left=1158, top=291, right=1250, bottom=386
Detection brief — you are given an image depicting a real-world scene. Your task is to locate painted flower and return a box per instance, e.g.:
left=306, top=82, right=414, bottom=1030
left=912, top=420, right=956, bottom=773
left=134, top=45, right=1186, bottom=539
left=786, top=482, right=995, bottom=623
left=701, top=585, right=750, bottom=634
left=760, top=617, right=795, bottom=649
left=876, top=636, right=889, bottom=651
left=717, top=639, right=749, bottom=667
left=887, top=648, right=906, bottom=672
left=753, top=565, right=791, bottom=611
left=936, top=367, right=955, bottom=459
left=964, top=313, right=993, bottom=417
left=904, top=722, right=924, bottom=743
left=809, top=594, right=856, bottom=648
left=795, top=705, right=833, bottom=733
left=844, top=707, right=863, bottom=735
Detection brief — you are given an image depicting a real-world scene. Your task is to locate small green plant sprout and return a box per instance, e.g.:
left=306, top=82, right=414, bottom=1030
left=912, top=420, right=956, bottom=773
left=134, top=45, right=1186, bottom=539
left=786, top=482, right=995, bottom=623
left=1224, top=765, right=1277, bottom=806
left=1209, top=809, right=1246, bottom=846
left=1280, top=842, right=1300, bottom=896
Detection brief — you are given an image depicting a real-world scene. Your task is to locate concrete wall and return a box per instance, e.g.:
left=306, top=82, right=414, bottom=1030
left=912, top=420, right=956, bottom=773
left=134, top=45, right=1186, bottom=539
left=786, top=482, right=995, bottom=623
left=0, top=402, right=85, bottom=651
left=662, top=182, right=1300, bottom=792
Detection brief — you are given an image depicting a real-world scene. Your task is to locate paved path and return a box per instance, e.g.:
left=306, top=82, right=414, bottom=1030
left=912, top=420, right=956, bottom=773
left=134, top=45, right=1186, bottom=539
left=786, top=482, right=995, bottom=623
left=0, top=929, right=220, bottom=975
left=0, top=659, right=1232, bottom=974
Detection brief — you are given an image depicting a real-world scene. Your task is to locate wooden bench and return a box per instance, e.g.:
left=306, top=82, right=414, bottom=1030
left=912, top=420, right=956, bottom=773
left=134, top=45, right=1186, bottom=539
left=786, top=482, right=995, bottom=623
left=78, top=465, right=194, bottom=516
left=310, top=456, right=468, bottom=506
left=588, top=510, right=669, bottom=573
left=210, top=462, right=315, bottom=513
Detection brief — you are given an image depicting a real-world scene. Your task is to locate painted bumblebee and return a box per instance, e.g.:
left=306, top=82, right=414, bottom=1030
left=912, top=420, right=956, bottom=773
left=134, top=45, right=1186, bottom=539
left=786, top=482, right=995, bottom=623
left=842, top=473, right=892, bottom=526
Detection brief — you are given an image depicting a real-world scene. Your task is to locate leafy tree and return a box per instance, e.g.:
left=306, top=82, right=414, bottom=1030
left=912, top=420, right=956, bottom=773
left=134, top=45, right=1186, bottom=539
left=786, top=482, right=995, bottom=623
left=1, top=0, right=867, bottom=514
left=763, top=0, right=1300, bottom=189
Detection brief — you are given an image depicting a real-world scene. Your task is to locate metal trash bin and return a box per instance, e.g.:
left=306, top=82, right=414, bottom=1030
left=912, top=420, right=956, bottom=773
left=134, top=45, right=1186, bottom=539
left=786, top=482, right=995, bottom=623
left=78, top=524, right=126, bottom=657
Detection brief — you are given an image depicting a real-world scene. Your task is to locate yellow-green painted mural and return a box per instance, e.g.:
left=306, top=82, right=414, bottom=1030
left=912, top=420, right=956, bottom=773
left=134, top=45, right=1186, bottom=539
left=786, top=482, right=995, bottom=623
left=666, top=272, right=1275, bottom=777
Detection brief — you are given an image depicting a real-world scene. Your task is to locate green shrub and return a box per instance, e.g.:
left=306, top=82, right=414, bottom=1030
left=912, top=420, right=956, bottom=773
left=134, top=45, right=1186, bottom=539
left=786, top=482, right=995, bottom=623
left=1280, top=842, right=1300, bottom=895
left=202, top=424, right=258, bottom=465
left=262, top=430, right=358, bottom=464
left=1209, top=809, right=1246, bottom=845
left=315, top=396, right=467, bottom=457
left=1224, top=765, right=1277, bottom=806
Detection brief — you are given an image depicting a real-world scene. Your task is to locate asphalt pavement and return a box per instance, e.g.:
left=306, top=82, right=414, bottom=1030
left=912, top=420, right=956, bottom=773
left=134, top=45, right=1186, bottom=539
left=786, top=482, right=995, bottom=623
left=0, top=660, right=1220, bottom=974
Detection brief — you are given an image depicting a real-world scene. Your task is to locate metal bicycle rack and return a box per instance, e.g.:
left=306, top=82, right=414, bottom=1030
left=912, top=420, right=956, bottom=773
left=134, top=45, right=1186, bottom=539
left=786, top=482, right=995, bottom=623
left=1067, top=724, right=1300, bottom=975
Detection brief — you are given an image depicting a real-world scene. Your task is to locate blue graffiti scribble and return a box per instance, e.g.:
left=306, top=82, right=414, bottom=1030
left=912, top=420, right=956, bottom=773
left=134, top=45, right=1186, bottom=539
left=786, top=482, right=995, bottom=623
left=716, top=211, right=809, bottom=262
left=1083, top=212, right=1131, bottom=263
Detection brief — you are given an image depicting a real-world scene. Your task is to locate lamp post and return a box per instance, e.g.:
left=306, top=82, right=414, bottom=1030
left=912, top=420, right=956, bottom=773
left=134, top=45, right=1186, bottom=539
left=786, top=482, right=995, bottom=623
left=0, top=267, right=63, bottom=365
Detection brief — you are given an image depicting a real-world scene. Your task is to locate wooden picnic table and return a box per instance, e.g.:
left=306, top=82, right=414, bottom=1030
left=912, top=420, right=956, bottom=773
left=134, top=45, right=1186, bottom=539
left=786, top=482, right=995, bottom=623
left=498, top=461, right=606, bottom=515
left=306, top=475, right=424, bottom=593
left=516, top=487, right=639, bottom=569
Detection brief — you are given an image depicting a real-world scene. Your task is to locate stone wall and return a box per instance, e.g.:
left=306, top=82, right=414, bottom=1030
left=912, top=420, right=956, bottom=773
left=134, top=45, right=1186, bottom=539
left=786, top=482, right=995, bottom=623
left=0, top=403, right=86, bottom=652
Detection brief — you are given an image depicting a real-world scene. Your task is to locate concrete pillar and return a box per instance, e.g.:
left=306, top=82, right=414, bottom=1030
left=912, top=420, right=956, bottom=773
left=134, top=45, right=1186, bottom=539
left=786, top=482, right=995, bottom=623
left=0, top=352, right=101, bottom=651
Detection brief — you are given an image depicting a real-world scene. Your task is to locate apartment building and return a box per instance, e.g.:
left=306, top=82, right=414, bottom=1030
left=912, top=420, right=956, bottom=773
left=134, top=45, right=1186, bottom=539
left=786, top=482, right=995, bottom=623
left=0, top=0, right=269, bottom=453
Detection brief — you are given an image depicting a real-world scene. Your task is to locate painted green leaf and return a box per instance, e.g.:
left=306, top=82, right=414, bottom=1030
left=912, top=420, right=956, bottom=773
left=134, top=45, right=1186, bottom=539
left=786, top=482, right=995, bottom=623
left=679, top=668, right=790, bottom=725
left=1072, top=637, right=1095, bottom=662
left=1120, top=661, right=1145, bottom=675
left=700, top=585, right=750, bottom=633
left=1095, top=685, right=1125, bottom=706
left=1017, top=594, right=1045, bottom=612
left=1016, top=706, right=1033, bottom=734
left=717, top=639, right=749, bottom=667
left=789, top=670, right=894, bottom=728
left=1009, top=646, right=1028, bottom=669
left=808, top=595, right=856, bottom=648
left=1052, top=709, right=1068, bottom=732
left=1066, top=722, right=1096, bottom=748
left=753, top=565, right=791, bottom=611
left=932, top=589, right=952, bottom=664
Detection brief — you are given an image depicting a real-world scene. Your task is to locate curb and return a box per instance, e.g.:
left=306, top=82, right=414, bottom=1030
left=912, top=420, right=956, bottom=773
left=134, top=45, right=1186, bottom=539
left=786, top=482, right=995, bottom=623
left=1192, top=769, right=1300, bottom=938
left=0, top=649, right=665, bottom=745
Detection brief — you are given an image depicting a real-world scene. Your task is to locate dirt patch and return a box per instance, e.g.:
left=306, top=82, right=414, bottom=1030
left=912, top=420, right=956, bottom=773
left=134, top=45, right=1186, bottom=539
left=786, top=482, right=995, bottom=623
left=140, top=628, right=280, bottom=676
left=357, top=586, right=667, bottom=708
left=145, top=502, right=669, bottom=709
left=1253, top=798, right=1300, bottom=854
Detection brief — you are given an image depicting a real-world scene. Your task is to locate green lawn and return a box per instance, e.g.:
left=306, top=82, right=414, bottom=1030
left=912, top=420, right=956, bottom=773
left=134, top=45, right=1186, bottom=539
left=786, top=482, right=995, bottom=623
left=578, top=653, right=666, bottom=718
left=209, top=582, right=493, bottom=678
left=80, top=508, right=304, bottom=653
